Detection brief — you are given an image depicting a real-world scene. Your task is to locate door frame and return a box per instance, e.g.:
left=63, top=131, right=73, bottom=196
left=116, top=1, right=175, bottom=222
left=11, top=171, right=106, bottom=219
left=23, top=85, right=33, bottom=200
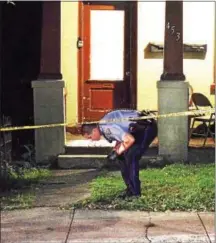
left=77, top=1, right=137, bottom=123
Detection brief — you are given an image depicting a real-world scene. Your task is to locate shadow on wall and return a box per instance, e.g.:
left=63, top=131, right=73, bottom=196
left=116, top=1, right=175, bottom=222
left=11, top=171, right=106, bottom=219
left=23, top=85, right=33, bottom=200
left=144, top=42, right=207, bottom=60
left=1, top=2, right=42, bottom=159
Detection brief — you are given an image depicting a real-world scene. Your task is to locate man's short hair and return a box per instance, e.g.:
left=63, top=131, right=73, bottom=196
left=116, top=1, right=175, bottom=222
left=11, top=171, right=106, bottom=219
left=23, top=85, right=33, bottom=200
left=81, top=123, right=98, bottom=135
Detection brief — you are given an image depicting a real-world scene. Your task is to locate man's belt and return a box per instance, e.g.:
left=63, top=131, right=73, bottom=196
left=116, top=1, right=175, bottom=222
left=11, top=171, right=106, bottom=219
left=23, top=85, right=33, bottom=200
left=128, top=110, right=155, bottom=134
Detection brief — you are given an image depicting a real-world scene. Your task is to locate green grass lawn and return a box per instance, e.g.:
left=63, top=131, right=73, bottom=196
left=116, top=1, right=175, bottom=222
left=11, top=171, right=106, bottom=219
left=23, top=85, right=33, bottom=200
left=75, top=163, right=215, bottom=211
left=1, top=168, right=52, bottom=210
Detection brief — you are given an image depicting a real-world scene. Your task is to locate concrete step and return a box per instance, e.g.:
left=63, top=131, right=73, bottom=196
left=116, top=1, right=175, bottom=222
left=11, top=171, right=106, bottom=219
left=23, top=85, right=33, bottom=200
left=61, top=139, right=159, bottom=169
left=65, top=139, right=116, bottom=155
left=65, top=145, right=158, bottom=155
left=65, top=146, right=112, bottom=155
left=60, top=139, right=215, bottom=170
left=57, top=154, right=162, bottom=169
left=58, top=147, right=215, bottom=169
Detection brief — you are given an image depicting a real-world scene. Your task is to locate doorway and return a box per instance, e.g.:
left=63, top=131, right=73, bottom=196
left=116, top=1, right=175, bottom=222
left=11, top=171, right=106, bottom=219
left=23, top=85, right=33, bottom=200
left=78, top=1, right=137, bottom=123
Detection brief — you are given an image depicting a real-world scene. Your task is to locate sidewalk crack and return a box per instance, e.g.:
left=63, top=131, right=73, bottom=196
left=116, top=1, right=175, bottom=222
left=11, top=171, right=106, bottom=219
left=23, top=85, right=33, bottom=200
left=144, top=212, right=154, bottom=243
left=197, top=212, right=212, bottom=243
left=64, top=207, right=76, bottom=243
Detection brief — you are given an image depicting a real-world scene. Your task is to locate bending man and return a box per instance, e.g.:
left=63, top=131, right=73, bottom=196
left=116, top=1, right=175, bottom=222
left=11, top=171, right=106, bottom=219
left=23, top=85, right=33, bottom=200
left=81, top=109, right=157, bottom=198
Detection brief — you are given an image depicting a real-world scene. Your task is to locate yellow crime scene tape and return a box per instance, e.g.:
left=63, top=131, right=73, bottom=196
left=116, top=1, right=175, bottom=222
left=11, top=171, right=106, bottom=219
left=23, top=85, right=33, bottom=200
left=0, top=108, right=215, bottom=132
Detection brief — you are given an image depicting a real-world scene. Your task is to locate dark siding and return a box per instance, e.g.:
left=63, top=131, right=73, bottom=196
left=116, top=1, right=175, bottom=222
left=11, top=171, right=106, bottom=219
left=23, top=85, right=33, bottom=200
left=1, top=2, right=42, bottom=159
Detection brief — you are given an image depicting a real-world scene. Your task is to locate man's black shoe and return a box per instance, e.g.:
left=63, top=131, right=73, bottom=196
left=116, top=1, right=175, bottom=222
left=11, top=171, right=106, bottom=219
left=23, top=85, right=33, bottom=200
left=116, top=189, right=133, bottom=199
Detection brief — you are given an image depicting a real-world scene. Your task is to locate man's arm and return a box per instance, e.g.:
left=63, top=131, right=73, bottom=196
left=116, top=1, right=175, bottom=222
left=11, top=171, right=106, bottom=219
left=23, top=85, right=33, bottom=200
left=107, top=133, right=135, bottom=162
left=114, top=133, right=135, bottom=155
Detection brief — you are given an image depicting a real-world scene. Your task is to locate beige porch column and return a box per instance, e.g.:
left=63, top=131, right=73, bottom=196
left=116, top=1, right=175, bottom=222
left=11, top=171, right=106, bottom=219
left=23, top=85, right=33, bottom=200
left=157, top=1, right=189, bottom=162
left=32, top=2, right=65, bottom=164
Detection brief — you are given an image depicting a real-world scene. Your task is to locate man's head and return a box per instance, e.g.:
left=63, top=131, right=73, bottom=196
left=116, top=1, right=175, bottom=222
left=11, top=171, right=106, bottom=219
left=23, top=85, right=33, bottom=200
left=81, top=123, right=101, bottom=141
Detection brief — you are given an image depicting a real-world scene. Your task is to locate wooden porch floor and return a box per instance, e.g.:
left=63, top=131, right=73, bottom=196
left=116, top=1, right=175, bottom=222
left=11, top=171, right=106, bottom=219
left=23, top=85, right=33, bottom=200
left=66, top=132, right=215, bottom=148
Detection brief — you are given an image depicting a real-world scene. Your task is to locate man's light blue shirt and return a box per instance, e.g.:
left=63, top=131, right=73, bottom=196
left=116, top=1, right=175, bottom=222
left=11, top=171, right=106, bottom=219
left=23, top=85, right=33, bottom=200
left=99, top=110, right=140, bottom=142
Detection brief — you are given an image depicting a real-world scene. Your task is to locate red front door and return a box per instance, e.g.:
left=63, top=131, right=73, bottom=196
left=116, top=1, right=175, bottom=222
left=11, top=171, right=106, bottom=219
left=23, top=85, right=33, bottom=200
left=78, top=1, right=137, bottom=123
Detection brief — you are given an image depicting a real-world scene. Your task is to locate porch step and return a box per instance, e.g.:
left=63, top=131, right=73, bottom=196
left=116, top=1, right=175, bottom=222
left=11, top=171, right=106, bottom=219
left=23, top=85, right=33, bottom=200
left=65, top=145, right=158, bottom=155
left=60, top=139, right=160, bottom=169
left=65, top=146, right=112, bottom=155
left=59, top=137, right=214, bottom=169
left=57, top=153, right=162, bottom=169
left=58, top=147, right=215, bottom=169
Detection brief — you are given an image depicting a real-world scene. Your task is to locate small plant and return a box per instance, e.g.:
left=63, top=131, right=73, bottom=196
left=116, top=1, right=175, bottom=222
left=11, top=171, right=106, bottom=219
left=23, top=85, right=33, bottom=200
left=20, top=144, right=36, bottom=167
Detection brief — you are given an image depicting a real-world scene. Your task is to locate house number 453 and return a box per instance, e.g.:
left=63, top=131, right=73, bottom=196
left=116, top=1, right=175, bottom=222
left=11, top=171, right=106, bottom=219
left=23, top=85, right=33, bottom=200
left=166, top=22, right=181, bottom=42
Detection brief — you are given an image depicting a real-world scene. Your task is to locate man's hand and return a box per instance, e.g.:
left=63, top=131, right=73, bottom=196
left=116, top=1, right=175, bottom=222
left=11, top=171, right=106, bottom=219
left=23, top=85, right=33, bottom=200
left=113, top=141, right=121, bottom=151
left=115, top=133, right=135, bottom=155
left=107, top=133, right=135, bottom=162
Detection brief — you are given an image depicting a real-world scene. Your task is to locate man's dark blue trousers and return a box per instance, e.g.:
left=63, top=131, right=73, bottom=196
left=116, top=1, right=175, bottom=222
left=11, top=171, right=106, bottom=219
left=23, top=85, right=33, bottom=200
left=118, top=120, right=158, bottom=196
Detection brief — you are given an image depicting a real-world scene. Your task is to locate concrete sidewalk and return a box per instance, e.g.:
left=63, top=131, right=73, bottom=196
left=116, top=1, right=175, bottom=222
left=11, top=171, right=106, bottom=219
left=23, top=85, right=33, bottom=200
left=32, top=169, right=101, bottom=207
left=1, top=208, right=214, bottom=243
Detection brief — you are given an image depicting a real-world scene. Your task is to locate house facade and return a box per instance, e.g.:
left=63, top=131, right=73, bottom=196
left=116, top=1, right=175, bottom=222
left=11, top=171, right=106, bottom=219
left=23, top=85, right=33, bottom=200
left=61, top=1, right=215, bottom=127
left=1, top=1, right=215, bottom=162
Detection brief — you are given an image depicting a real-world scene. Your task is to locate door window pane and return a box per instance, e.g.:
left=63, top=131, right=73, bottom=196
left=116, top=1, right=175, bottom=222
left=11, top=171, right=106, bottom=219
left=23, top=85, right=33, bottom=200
left=90, top=10, right=124, bottom=80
